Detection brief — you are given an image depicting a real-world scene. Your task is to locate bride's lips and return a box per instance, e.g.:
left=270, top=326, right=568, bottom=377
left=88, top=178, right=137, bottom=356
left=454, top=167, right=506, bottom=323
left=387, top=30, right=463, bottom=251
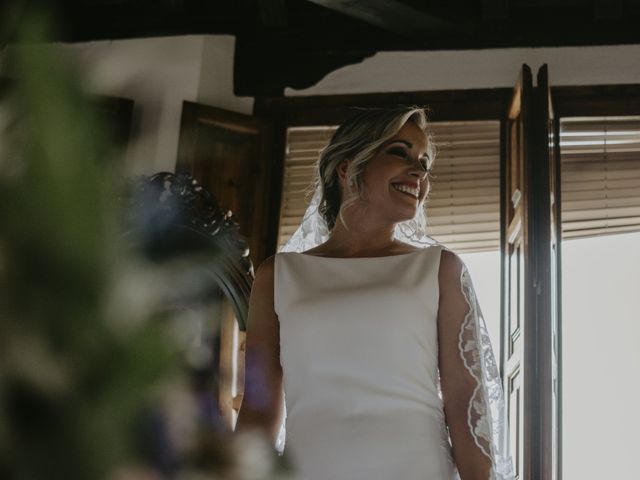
left=391, top=182, right=420, bottom=199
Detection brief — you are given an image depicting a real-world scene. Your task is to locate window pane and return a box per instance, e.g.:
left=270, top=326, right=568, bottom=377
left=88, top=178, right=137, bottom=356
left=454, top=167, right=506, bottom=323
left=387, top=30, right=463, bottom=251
left=561, top=232, right=640, bottom=479
left=561, top=114, right=640, bottom=478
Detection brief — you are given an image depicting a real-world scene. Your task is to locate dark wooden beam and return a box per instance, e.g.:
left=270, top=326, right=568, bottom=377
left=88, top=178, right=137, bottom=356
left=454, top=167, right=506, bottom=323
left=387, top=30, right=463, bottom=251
left=594, top=0, right=625, bottom=19
left=254, top=87, right=513, bottom=126
left=234, top=32, right=377, bottom=96
left=552, top=84, right=640, bottom=117
left=258, top=0, right=288, bottom=28
left=483, top=0, right=509, bottom=19
left=304, top=0, right=473, bottom=39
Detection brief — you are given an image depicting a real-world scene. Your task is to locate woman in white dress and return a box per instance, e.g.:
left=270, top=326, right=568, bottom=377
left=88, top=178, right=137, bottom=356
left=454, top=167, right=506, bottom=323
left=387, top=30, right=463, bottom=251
left=236, top=107, right=514, bottom=480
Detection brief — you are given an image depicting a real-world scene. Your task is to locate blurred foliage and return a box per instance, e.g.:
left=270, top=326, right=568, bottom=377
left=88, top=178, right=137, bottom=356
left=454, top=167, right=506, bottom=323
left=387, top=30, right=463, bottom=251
left=0, top=11, right=177, bottom=480
left=0, top=9, right=289, bottom=480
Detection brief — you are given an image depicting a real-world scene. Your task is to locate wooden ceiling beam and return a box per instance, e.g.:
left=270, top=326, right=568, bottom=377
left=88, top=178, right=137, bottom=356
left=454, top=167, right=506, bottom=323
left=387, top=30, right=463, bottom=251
left=483, top=0, right=509, bottom=19
left=258, top=0, right=288, bottom=28
left=594, top=0, right=625, bottom=19
left=304, top=0, right=473, bottom=40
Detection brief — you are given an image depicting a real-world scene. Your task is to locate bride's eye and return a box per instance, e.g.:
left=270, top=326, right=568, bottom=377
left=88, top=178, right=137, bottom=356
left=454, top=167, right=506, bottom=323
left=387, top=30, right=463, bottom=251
left=388, top=147, right=408, bottom=158
left=389, top=147, right=431, bottom=172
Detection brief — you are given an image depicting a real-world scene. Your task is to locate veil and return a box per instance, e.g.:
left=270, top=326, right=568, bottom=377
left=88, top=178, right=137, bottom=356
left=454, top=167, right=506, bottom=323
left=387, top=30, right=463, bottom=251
left=279, top=183, right=439, bottom=252
left=276, top=184, right=515, bottom=480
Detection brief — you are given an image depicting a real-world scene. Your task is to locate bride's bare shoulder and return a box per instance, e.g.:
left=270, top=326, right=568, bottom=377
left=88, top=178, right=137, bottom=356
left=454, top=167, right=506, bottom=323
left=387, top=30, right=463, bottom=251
left=438, top=247, right=465, bottom=292
left=249, top=255, right=277, bottom=311
left=252, top=254, right=276, bottom=288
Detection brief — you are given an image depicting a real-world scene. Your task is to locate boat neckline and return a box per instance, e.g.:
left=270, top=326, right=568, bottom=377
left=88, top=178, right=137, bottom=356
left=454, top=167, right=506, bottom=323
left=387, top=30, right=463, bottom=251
left=285, top=245, right=438, bottom=260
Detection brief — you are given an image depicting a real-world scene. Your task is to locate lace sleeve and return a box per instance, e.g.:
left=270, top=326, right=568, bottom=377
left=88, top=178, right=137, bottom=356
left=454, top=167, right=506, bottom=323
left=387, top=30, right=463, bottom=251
left=457, top=263, right=515, bottom=480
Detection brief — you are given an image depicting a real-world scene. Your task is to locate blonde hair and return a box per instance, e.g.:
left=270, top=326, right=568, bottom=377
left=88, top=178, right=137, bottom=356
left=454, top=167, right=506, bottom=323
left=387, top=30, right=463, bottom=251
left=314, top=106, right=436, bottom=231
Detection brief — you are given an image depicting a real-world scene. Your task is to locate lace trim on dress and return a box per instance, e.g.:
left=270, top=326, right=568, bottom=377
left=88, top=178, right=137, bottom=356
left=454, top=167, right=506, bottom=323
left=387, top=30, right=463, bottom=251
left=457, top=263, right=515, bottom=480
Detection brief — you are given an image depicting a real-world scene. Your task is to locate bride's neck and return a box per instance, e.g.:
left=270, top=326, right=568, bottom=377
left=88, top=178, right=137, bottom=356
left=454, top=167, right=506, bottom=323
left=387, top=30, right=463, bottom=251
left=324, top=217, right=399, bottom=255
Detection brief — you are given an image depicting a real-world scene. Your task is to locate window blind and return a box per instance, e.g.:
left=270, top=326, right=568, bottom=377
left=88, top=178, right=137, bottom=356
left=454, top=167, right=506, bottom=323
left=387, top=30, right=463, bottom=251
left=423, top=121, right=500, bottom=252
left=560, top=116, right=640, bottom=240
left=277, top=121, right=501, bottom=253
left=278, top=126, right=337, bottom=250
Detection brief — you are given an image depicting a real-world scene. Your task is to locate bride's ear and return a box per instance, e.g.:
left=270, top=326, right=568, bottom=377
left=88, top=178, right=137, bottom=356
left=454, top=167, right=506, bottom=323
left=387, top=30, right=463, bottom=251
left=336, top=159, right=351, bottom=184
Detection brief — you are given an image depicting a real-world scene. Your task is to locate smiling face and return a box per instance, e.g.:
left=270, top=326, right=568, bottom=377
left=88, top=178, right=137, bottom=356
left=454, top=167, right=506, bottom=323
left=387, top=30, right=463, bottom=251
left=356, top=120, right=431, bottom=224
left=321, top=107, right=434, bottom=233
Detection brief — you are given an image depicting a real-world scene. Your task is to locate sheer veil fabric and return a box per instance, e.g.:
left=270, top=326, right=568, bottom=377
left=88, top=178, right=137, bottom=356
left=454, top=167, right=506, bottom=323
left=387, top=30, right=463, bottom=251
left=278, top=186, right=515, bottom=480
left=279, top=186, right=439, bottom=254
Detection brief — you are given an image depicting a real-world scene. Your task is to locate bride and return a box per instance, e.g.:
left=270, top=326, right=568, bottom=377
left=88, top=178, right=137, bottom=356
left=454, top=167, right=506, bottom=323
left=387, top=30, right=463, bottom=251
left=236, top=106, right=514, bottom=480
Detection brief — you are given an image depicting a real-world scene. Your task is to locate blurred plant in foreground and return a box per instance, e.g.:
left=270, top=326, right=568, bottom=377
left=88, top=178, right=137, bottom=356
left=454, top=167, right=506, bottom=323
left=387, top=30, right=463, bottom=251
left=0, top=11, right=291, bottom=480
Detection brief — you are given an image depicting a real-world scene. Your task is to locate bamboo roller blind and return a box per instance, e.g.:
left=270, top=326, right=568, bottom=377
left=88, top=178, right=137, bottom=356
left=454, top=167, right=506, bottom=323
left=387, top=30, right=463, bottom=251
left=277, top=121, right=502, bottom=253
left=560, top=116, right=640, bottom=240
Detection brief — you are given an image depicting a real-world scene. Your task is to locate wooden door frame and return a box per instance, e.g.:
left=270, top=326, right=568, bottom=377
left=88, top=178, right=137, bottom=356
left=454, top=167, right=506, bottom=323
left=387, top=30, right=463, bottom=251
left=254, top=82, right=640, bottom=479
left=551, top=84, right=640, bottom=117
left=531, top=64, right=560, bottom=480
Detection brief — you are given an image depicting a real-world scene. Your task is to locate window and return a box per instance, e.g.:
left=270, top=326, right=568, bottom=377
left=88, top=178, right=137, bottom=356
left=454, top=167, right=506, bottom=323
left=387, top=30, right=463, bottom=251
left=560, top=116, right=640, bottom=238
left=260, top=81, right=640, bottom=477
left=560, top=116, right=640, bottom=479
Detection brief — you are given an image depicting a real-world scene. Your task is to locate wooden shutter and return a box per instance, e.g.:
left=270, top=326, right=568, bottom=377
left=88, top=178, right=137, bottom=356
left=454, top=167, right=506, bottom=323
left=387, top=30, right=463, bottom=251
left=560, top=116, right=640, bottom=239
left=504, top=65, right=534, bottom=480
left=504, top=63, right=562, bottom=480
left=277, top=121, right=501, bottom=253
left=176, top=101, right=272, bottom=266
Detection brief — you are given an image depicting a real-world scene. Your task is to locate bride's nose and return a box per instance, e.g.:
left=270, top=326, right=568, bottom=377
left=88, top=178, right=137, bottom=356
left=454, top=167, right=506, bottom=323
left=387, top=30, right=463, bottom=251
left=409, top=164, right=428, bottom=180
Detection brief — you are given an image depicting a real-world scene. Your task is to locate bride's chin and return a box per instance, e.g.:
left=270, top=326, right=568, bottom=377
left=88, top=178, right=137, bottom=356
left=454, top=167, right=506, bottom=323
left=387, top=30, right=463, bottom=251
left=388, top=208, right=418, bottom=224
left=369, top=197, right=420, bottom=223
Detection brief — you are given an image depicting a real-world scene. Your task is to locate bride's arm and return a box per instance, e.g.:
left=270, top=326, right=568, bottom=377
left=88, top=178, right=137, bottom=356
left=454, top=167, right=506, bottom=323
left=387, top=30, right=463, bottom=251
left=235, top=255, right=284, bottom=446
left=437, top=249, right=493, bottom=480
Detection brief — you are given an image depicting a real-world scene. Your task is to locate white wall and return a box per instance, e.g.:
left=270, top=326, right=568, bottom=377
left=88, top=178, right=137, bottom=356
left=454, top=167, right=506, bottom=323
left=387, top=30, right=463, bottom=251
left=0, top=35, right=254, bottom=175
left=3, top=36, right=639, bottom=174
left=197, top=35, right=254, bottom=115
left=62, top=35, right=254, bottom=174
left=285, top=44, right=640, bottom=95
left=68, top=35, right=205, bottom=174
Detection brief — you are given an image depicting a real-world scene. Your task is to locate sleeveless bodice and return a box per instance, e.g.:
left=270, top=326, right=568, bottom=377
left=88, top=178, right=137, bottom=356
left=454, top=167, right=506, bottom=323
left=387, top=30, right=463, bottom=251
left=274, top=245, right=457, bottom=480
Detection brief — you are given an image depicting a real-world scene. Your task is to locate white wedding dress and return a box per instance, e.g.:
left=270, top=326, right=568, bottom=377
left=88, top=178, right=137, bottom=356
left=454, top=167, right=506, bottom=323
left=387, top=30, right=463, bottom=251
left=274, top=245, right=460, bottom=480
